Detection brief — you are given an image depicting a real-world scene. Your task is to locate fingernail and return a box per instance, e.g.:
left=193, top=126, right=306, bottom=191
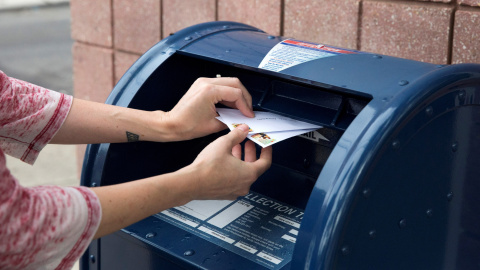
left=237, top=124, right=249, bottom=132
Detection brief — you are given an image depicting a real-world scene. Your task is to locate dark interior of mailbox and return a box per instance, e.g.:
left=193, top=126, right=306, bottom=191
left=101, top=52, right=371, bottom=214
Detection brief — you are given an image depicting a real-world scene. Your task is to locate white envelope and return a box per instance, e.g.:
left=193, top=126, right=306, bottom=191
left=216, top=108, right=321, bottom=134
left=216, top=108, right=324, bottom=148
left=246, top=128, right=318, bottom=147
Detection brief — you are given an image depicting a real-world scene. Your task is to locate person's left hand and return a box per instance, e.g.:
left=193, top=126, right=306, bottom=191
left=161, top=77, right=254, bottom=141
left=181, top=124, right=272, bottom=201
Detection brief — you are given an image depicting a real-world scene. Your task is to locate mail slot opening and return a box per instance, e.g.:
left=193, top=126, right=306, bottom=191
left=127, top=52, right=372, bottom=131
left=102, top=52, right=367, bottom=208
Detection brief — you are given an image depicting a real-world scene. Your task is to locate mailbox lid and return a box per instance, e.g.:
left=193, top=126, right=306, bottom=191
left=180, top=23, right=440, bottom=100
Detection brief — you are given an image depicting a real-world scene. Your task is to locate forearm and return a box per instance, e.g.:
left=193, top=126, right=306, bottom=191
left=50, top=98, right=175, bottom=144
left=91, top=166, right=197, bottom=239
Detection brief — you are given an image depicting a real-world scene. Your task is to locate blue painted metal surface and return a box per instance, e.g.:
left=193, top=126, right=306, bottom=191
left=81, top=21, right=480, bottom=269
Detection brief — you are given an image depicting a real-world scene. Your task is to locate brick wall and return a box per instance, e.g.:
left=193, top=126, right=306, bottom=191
left=70, top=0, right=480, bottom=169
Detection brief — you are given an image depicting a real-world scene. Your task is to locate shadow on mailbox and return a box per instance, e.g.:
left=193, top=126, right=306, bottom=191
left=81, top=22, right=480, bottom=270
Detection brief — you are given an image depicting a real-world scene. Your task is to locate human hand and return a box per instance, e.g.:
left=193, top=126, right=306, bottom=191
left=183, top=124, right=272, bottom=201
left=163, top=77, right=254, bottom=141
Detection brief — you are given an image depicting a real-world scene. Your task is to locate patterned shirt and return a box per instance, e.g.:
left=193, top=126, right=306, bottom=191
left=0, top=71, right=101, bottom=269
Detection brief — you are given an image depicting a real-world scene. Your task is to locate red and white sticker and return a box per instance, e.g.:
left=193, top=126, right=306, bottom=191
left=259, top=39, right=357, bottom=72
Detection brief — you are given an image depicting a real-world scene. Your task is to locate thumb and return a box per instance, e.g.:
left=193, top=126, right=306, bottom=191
left=224, top=124, right=250, bottom=148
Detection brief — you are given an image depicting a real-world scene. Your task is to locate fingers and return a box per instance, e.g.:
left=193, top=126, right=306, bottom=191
left=210, top=118, right=228, bottom=133
left=223, top=124, right=250, bottom=149
left=229, top=133, right=272, bottom=177
left=244, top=140, right=257, bottom=162
left=207, top=77, right=252, bottom=109
left=252, top=146, right=273, bottom=176
left=226, top=128, right=272, bottom=172
left=198, top=77, right=254, bottom=118
left=232, top=144, right=242, bottom=159
left=214, top=85, right=254, bottom=118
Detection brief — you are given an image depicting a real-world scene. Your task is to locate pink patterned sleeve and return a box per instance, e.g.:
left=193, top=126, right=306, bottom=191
left=0, top=70, right=72, bottom=164
left=0, top=71, right=102, bottom=269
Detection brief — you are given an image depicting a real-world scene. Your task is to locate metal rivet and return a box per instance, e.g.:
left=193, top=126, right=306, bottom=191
left=267, top=35, right=275, bottom=39
left=451, top=142, right=458, bottom=152
left=398, top=219, right=407, bottom=229
left=398, top=80, right=409, bottom=86
left=458, top=90, right=466, bottom=100
left=447, top=192, right=454, bottom=202
left=303, top=158, right=310, bottom=168
left=425, top=106, right=433, bottom=116
left=90, top=255, right=96, bottom=263
left=90, top=182, right=97, bottom=187
left=362, top=188, right=371, bottom=199
left=184, top=250, right=195, bottom=256
left=368, top=230, right=377, bottom=239
left=146, top=232, right=156, bottom=238
left=373, top=55, right=383, bottom=59
left=184, top=36, right=192, bottom=41
left=392, top=140, right=400, bottom=150
left=426, top=209, right=433, bottom=218
left=341, top=246, right=350, bottom=256
left=223, top=25, right=230, bottom=29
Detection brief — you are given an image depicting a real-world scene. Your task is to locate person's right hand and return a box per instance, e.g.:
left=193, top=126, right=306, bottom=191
left=182, top=124, right=272, bottom=201
left=161, top=77, right=254, bottom=142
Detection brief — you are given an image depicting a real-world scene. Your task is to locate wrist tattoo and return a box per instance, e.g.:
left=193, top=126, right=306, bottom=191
left=126, top=131, right=140, bottom=142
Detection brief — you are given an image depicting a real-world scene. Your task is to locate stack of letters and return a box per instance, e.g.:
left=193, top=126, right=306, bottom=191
left=216, top=108, right=324, bottom=147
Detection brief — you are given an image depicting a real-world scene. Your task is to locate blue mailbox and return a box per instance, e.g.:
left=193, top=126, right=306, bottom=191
left=81, top=22, right=480, bottom=269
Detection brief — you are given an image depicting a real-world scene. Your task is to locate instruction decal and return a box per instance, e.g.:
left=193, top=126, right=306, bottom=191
left=259, top=39, right=358, bottom=72
left=155, top=191, right=304, bottom=270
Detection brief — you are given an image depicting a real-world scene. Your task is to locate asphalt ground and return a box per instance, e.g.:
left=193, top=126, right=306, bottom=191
left=0, top=4, right=73, bottom=94
left=0, top=4, right=79, bottom=269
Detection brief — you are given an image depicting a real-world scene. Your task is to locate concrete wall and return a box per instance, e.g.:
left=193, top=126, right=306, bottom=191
left=70, top=0, right=480, bottom=168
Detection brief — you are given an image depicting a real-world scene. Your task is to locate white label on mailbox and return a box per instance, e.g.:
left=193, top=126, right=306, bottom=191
left=259, top=39, right=357, bottom=72
left=274, top=215, right=301, bottom=229
left=174, top=199, right=232, bottom=221
left=198, top=226, right=235, bottom=244
left=207, top=200, right=254, bottom=228
left=298, top=130, right=329, bottom=142
left=235, top=241, right=258, bottom=254
left=282, top=234, right=297, bottom=243
left=289, top=229, right=299, bottom=236
left=155, top=191, right=303, bottom=270
left=257, top=251, right=283, bottom=265
left=161, top=209, right=199, bottom=227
